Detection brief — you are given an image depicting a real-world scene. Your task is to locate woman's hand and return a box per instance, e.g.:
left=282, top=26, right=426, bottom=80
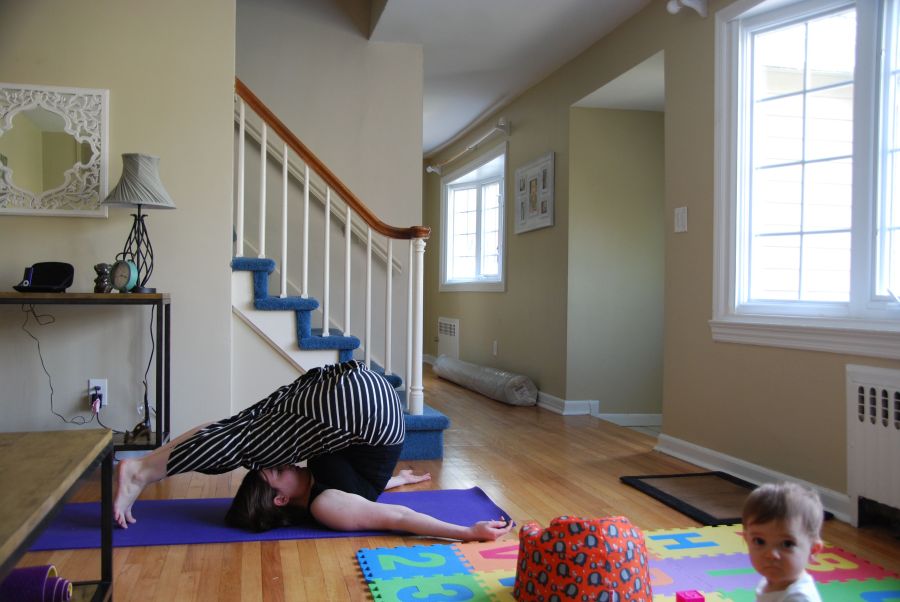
left=465, top=518, right=515, bottom=542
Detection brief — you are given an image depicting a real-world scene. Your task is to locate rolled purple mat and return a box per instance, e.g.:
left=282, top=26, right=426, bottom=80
left=0, top=564, right=57, bottom=602
left=44, top=576, right=72, bottom=602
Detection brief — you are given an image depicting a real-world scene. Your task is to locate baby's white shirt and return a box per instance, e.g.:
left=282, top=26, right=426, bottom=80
left=755, top=572, right=822, bottom=602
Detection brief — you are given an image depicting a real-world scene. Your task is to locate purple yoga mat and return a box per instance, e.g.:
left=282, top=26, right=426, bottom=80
left=29, top=487, right=509, bottom=550
left=0, top=564, right=71, bottom=602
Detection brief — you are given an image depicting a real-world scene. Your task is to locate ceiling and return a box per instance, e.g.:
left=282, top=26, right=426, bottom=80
left=368, top=0, right=654, bottom=156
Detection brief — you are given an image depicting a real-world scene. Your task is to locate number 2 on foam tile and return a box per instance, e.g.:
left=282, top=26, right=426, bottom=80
left=379, top=552, right=446, bottom=571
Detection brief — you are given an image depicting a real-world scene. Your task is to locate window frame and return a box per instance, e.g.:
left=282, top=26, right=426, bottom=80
left=712, top=0, right=900, bottom=359
left=439, top=142, right=507, bottom=292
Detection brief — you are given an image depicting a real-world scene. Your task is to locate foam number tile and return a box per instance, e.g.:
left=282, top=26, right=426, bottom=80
left=358, top=545, right=470, bottom=580
left=650, top=553, right=758, bottom=595
left=646, top=525, right=746, bottom=559
left=369, top=574, right=490, bottom=602
left=472, top=569, right=517, bottom=602
left=453, top=541, right=521, bottom=572
left=807, top=546, right=900, bottom=584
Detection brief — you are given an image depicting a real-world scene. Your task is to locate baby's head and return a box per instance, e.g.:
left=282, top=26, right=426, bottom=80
left=742, top=482, right=824, bottom=591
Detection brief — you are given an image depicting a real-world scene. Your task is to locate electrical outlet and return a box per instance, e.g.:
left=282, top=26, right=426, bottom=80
left=89, top=378, right=108, bottom=407
left=492, top=340, right=498, bottom=356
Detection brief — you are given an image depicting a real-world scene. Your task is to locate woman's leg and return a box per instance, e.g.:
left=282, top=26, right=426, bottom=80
left=113, top=422, right=211, bottom=528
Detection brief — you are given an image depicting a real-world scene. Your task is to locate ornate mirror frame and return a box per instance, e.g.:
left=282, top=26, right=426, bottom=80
left=0, top=83, right=109, bottom=217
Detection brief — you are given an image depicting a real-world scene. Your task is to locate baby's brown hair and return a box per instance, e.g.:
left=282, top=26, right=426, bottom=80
left=742, top=482, right=823, bottom=539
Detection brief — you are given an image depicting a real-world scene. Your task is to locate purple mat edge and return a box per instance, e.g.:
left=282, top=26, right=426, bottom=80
left=30, top=487, right=510, bottom=551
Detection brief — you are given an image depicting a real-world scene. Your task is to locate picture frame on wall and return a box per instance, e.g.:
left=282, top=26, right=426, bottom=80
left=514, top=151, right=554, bottom=234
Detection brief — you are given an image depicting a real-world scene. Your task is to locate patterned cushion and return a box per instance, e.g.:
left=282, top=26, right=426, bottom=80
left=513, top=515, right=653, bottom=602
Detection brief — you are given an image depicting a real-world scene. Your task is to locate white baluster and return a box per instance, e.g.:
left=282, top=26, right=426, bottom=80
left=280, top=142, right=288, bottom=297
left=406, top=241, right=413, bottom=412
left=385, top=238, right=392, bottom=376
left=365, top=227, right=372, bottom=368
left=302, top=164, right=309, bottom=298
left=408, top=238, right=426, bottom=415
left=236, top=98, right=245, bottom=257
left=344, top=204, right=352, bottom=335
left=258, top=123, right=267, bottom=258
left=323, top=187, right=331, bottom=337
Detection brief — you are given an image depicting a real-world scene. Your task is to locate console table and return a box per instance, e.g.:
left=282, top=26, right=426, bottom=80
left=0, top=430, right=113, bottom=601
left=0, top=292, right=171, bottom=450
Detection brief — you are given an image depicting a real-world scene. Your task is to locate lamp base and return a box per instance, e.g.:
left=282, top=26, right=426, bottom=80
left=131, top=285, right=156, bottom=294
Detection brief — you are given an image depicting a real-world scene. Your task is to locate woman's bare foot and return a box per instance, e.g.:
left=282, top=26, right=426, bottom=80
left=114, top=458, right=147, bottom=529
left=398, top=468, right=431, bottom=485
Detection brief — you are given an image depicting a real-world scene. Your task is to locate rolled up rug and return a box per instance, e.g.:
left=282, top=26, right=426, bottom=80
left=0, top=564, right=71, bottom=602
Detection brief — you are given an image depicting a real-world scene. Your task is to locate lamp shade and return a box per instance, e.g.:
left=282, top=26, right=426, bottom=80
left=102, top=153, right=176, bottom=209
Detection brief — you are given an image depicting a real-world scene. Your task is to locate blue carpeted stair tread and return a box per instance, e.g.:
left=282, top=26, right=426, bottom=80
left=299, top=334, right=360, bottom=350
left=231, top=257, right=276, bottom=273
left=255, top=296, right=319, bottom=311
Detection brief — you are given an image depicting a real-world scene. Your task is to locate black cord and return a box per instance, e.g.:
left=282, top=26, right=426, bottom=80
left=21, top=304, right=95, bottom=426
left=142, top=305, right=157, bottom=418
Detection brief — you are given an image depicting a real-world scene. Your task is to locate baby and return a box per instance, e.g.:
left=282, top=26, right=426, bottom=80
left=741, top=482, right=824, bottom=602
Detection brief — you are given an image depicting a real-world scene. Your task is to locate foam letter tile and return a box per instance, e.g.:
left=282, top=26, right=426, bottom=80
left=814, top=577, right=900, bottom=601
left=369, top=573, right=490, bottom=602
left=655, top=593, right=737, bottom=602
left=645, top=525, right=746, bottom=559
left=357, top=544, right=470, bottom=580
left=472, top=569, right=517, bottom=602
left=651, top=553, right=758, bottom=595
left=453, top=541, right=521, bottom=572
left=807, top=546, right=900, bottom=584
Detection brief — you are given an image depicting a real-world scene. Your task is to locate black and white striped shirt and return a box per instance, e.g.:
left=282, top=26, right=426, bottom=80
left=166, top=361, right=405, bottom=475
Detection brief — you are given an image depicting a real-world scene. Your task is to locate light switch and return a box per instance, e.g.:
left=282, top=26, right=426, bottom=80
left=674, top=206, right=688, bottom=233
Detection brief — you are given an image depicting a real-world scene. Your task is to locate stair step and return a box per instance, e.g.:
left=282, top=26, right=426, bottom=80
left=231, top=257, right=276, bottom=273
left=255, top=296, right=319, bottom=311
left=400, top=406, right=450, bottom=460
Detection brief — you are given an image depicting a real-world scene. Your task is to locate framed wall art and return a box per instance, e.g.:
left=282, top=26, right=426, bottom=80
left=514, top=151, right=554, bottom=234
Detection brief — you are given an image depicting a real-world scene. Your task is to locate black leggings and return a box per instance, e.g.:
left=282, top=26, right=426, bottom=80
left=307, top=443, right=403, bottom=503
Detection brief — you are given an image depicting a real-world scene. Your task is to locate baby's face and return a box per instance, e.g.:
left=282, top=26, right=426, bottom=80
left=743, top=517, right=821, bottom=592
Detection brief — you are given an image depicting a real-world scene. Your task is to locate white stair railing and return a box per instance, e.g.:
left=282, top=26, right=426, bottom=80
left=233, top=78, right=428, bottom=415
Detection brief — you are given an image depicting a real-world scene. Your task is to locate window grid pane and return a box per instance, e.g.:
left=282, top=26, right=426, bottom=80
left=878, top=1, right=900, bottom=297
left=443, top=166, right=504, bottom=285
left=748, top=8, right=855, bottom=304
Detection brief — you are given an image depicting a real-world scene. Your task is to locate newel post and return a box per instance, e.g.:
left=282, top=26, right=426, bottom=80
left=408, top=237, right=426, bottom=415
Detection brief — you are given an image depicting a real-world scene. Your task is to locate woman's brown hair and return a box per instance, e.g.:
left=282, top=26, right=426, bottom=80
left=225, top=470, right=310, bottom=532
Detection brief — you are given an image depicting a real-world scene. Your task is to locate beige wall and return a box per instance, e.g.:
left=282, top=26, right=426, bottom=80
left=424, top=0, right=900, bottom=493
left=0, top=0, right=236, bottom=436
left=567, top=108, right=664, bottom=413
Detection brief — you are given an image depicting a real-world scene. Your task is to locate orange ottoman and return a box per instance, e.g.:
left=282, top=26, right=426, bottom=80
left=513, top=515, right=652, bottom=602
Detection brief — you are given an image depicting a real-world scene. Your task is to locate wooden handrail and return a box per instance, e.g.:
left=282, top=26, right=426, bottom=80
left=235, top=78, right=430, bottom=240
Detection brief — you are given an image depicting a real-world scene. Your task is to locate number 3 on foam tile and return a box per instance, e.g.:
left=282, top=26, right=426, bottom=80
left=397, top=584, right=474, bottom=601
left=379, top=552, right=446, bottom=571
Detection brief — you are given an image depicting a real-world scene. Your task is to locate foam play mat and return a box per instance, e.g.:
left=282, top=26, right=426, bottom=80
left=356, top=524, right=900, bottom=601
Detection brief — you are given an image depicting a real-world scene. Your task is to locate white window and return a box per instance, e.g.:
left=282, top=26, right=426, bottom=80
left=713, top=0, right=900, bottom=358
left=440, top=143, right=506, bottom=292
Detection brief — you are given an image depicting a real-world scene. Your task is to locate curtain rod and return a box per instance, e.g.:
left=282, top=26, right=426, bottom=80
left=425, top=117, right=510, bottom=175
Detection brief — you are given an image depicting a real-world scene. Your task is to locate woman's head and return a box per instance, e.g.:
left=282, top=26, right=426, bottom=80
left=225, top=466, right=311, bottom=532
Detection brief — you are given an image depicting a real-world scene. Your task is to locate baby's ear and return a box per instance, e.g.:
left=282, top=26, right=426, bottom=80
left=810, top=539, right=824, bottom=555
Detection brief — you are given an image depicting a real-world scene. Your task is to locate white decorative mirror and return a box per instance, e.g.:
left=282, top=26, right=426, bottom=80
left=0, top=83, right=109, bottom=217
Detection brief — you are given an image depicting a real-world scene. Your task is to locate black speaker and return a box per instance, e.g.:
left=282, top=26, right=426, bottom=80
left=13, top=262, right=75, bottom=293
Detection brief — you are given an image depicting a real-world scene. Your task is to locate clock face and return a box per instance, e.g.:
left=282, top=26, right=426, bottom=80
left=111, top=260, right=138, bottom=292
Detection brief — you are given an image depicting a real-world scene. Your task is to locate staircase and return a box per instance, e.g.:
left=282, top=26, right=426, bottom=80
left=231, top=78, right=447, bottom=460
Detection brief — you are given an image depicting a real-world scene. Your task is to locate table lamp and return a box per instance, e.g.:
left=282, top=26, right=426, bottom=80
left=102, top=154, right=176, bottom=293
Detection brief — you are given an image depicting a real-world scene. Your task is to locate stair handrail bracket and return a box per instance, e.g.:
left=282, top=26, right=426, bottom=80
left=233, top=78, right=428, bottom=415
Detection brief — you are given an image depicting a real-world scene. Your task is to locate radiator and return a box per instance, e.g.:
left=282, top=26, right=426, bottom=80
left=437, top=317, right=459, bottom=359
left=846, top=365, right=900, bottom=520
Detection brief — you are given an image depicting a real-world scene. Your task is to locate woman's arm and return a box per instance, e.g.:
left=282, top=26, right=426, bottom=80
left=310, top=488, right=513, bottom=541
left=384, top=468, right=431, bottom=490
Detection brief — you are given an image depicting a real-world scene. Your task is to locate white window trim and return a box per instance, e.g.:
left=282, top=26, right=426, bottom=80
left=712, top=0, right=900, bottom=360
left=439, top=142, right=507, bottom=293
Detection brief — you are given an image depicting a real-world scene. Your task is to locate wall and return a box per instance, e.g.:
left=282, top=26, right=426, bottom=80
left=567, top=108, right=664, bottom=414
left=0, top=0, right=236, bottom=436
left=234, top=0, right=423, bottom=380
left=424, top=0, right=900, bottom=494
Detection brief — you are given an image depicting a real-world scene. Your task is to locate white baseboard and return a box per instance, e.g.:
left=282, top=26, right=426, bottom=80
left=594, top=413, right=662, bottom=427
left=655, top=434, right=855, bottom=524
left=537, top=392, right=598, bottom=415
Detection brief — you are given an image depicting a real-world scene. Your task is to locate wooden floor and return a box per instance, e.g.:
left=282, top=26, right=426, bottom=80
left=21, top=366, right=900, bottom=600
